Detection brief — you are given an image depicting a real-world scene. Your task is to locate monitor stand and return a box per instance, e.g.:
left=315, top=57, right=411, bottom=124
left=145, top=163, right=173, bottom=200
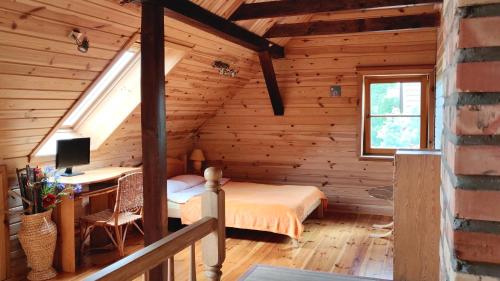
left=60, top=167, right=84, bottom=177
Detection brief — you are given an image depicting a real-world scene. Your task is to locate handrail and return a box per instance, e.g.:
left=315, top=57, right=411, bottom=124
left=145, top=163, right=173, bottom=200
left=84, top=167, right=226, bottom=281
left=84, top=217, right=216, bottom=281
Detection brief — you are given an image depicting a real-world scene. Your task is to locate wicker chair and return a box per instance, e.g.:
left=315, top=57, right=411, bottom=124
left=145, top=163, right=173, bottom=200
left=80, top=172, right=144, bottom=257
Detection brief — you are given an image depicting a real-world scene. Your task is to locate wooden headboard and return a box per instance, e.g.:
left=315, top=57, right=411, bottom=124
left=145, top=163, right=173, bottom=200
left=166, top=155, right=187, bottom=178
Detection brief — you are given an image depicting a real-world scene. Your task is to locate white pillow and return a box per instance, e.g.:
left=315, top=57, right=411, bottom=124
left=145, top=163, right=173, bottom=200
left=166, top=179, right=190, bottom=194
left=170, top=174, right=205, bottom=188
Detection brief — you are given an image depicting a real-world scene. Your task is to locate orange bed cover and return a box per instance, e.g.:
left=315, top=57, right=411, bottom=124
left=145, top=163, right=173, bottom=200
left=180, top=181, right=327, bottom=239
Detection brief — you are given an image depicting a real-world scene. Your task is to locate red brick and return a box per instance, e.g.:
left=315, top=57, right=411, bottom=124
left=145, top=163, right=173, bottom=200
left=454, top=231, right=500, bottom=264
left=459, top=17, right=500, bottom=48
left=455, top=189, right=500, bottom=221
left=457, top=62, right=500, bottom=92
left=455, top=104, right=500, bottom=135
left=444, top=141, right=500, bottom=176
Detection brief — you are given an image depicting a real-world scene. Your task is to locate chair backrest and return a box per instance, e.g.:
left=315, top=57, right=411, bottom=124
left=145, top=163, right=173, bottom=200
left=115, top=172, right=143, bottom=214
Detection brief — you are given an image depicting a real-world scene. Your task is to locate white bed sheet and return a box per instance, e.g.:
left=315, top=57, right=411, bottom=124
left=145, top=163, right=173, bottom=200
left=168, top=178, right=230, bottom=204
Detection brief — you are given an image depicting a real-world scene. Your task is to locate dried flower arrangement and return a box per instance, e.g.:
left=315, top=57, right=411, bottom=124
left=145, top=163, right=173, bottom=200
left=11, top=166, right=81, bottom=215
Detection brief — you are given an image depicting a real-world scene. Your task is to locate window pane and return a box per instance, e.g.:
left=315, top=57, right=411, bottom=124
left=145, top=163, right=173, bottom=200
left=370, top=83, right=400, bottom=115
left=402, top=82, right=421, bottom=115
left=370, top=116, right=421, bottom=149
left=370, top=82, right=421, bottom=115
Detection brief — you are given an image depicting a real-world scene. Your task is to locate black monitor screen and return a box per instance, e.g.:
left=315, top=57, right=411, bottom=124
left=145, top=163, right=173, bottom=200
left=56, top=138, right=90, bottom=169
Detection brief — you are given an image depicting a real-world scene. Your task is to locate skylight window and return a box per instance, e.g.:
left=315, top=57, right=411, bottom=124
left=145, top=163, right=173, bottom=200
left=63, top=50, right=137, bottom=127
left=34, top=45, right=186, bottom=157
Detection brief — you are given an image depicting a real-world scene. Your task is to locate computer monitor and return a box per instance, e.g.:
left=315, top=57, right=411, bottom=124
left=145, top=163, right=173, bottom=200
left=56, top=137, right=90, bottom=177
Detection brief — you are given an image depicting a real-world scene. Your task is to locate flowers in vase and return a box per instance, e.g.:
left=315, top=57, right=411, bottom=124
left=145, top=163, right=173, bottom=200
left=42, top=194, right=57, bottom=209
left=14, top=165, right=75, bottom=215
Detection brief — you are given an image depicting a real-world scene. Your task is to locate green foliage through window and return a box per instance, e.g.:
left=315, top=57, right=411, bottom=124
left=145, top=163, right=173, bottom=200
left=369, top=82, right=421, bottom=149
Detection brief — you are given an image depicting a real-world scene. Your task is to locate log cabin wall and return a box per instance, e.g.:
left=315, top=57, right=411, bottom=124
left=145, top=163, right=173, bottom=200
left=197, top=29, right=438, bottom=215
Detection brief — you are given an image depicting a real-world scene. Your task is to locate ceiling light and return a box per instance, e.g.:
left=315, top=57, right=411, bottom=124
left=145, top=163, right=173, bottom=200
left=69, top=28, right=90, bottom=53
left=212, top=60, right=238, bottom=77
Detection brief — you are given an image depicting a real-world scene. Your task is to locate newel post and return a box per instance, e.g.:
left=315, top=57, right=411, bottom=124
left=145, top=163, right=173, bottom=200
left=201, top=167, right=225, bottom=281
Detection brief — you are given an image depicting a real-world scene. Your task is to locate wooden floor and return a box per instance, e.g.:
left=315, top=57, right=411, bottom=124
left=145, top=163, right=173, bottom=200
left=52, top=213, right=393, bottom=281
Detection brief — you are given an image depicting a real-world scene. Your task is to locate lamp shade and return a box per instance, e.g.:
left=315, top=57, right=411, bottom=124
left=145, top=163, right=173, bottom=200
left=190, top=149, right=205, bottom=161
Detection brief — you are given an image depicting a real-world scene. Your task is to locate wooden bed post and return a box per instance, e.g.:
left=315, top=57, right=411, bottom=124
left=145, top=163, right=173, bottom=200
left=140, top=2, right=168, bottom=281
left=201, top=168, right=225, bottom=281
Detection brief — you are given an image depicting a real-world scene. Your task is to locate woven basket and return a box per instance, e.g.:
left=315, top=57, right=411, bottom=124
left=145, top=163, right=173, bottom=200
left=18, top=209, right=57, bottom=281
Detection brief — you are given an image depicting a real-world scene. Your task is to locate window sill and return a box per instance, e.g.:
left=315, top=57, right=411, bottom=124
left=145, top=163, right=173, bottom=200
left=359, top=155, right=395, bottom=162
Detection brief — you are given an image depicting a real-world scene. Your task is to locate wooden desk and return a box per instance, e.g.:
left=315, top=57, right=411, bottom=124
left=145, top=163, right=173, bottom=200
left=55, top=167, right=140, bottom=273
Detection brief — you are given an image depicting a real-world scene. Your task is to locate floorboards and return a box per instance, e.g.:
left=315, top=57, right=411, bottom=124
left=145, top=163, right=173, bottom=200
left=51, top=213, right=393, bottom=281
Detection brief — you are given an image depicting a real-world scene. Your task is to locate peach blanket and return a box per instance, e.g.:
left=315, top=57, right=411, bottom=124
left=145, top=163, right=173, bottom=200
left=180, top=181, right=327, bottom=239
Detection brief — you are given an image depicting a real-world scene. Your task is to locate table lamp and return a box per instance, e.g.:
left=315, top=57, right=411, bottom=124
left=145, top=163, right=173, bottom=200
left=190, top=149, right=205, bottom=174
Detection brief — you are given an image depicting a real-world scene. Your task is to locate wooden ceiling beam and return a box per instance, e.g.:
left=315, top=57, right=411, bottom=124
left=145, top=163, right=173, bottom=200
left=155, top=0, right=284, bottom=58
left=264, top=13, right=440, bottom=38
left=229, top=0, right=442, bottom=21
left=258, top=51, right=284, bottom=116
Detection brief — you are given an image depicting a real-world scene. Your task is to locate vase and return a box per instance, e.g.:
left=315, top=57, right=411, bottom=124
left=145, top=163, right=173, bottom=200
left=18, top=209, right=57, bottom=281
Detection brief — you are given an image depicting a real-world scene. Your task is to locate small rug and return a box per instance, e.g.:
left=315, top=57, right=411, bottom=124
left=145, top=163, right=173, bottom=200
left=239, top=265, right=388, bottom=281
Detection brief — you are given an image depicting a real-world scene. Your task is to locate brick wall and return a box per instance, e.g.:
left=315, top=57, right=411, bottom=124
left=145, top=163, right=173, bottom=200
left=439, top=0, right=500, bottom=280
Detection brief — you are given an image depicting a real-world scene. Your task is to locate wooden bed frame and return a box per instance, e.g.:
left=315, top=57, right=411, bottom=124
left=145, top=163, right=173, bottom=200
left=165, top=156, right=324, bottom=228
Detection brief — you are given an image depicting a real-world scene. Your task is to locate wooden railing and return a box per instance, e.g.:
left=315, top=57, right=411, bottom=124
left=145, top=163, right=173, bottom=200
left=84, top=167, right=226, bottom=281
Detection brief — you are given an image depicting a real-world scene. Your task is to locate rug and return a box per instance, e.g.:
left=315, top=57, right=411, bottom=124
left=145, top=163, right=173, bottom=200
left=239, top=265, right=389, bottom=281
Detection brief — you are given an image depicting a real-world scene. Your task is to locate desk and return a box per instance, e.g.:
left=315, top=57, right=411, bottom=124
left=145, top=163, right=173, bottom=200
left=55, top=167, right=140, bottom=273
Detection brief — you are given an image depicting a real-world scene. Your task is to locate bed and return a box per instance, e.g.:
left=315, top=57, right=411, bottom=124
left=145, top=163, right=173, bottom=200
left=165, top=156, right=327, bottom=240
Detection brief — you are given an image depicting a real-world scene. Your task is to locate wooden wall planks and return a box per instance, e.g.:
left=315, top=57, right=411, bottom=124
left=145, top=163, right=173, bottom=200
left=197, top=29, right=438, bottom=215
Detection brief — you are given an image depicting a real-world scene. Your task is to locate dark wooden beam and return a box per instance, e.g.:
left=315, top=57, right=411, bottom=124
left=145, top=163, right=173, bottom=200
left=258, top=51, right=284, bottom=116
left=229, top=0, right=442, bottom=21
left=155, top=0, right=284, bottom=58
left=141, top=2, right=169, bottom=280
left=264, top=13, right=440, bottom=38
